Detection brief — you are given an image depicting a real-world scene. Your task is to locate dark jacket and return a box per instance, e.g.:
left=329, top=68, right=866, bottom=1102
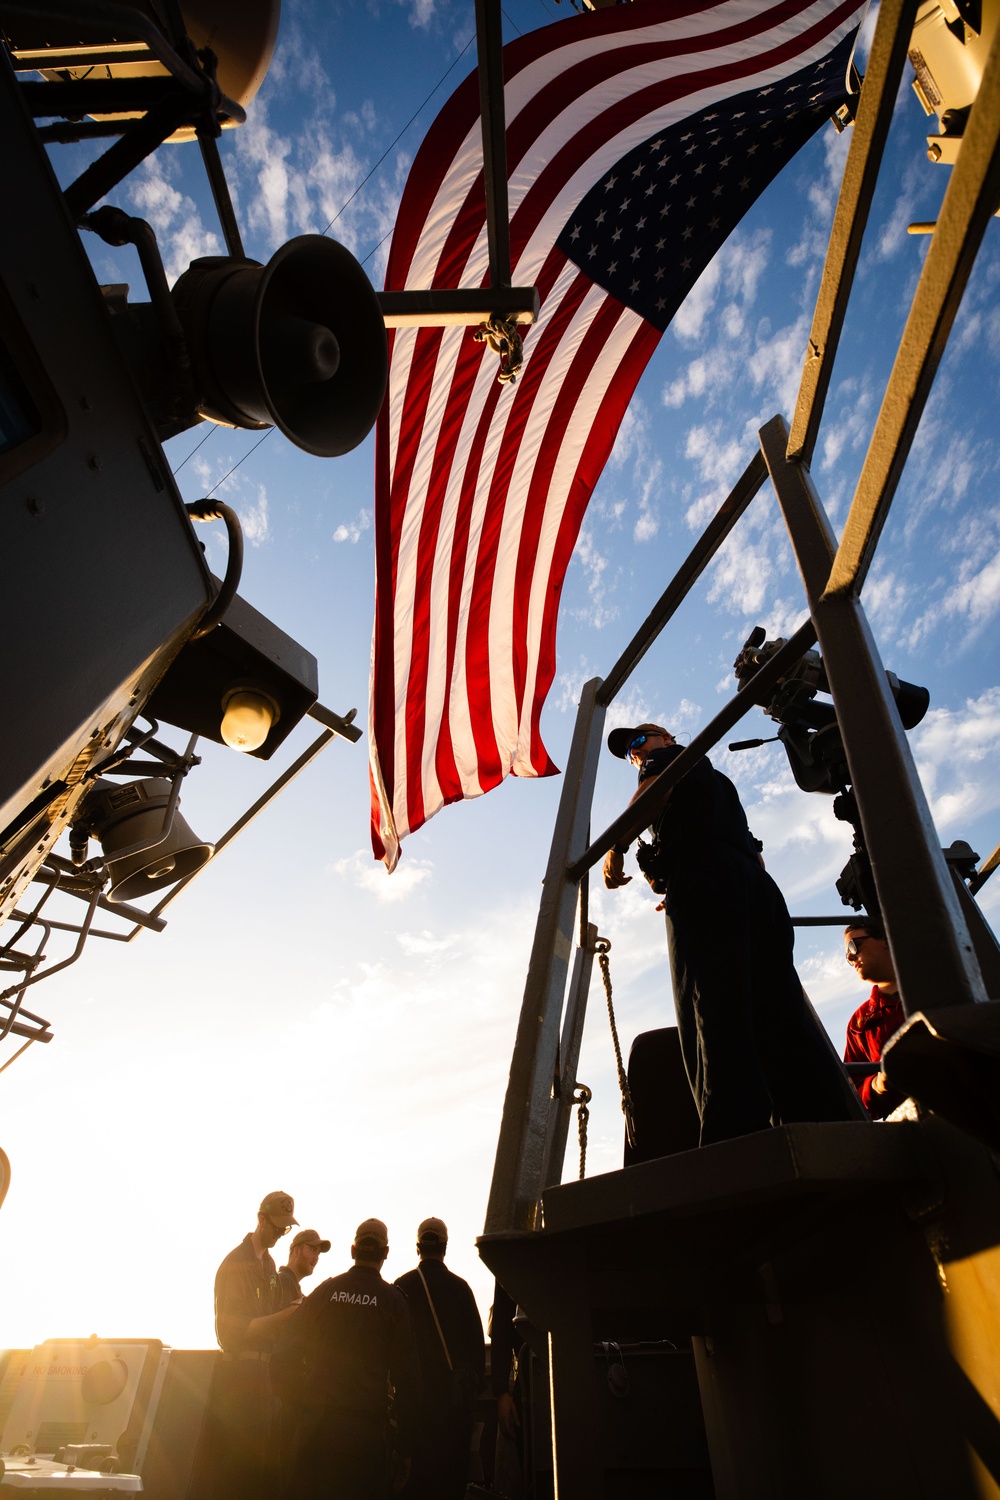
left=271, top=1264, right=419, bottom=1449
left=395, top=1259, right=485, bottom=1407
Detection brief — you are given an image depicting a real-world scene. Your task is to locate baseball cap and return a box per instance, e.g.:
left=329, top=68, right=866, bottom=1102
left=417, top=1216, right=448, bottom=1246
left=291, top=1229, right=331, bottom=1253
left=354, top=1217, right=389, bottom=1251
left=607, top=723, right=670, bottom=759
left=259, top=1191, right=298, bottom=1224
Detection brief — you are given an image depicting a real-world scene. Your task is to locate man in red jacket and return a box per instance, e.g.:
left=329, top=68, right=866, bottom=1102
left=843, top=920, right=905, bottom=1119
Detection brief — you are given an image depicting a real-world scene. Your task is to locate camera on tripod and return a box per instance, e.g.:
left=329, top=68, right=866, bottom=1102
left=730, top=627, right=931, bottom=914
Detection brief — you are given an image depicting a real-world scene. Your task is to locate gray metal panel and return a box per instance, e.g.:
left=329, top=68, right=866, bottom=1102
left=0, top=50, right=213, bottom=909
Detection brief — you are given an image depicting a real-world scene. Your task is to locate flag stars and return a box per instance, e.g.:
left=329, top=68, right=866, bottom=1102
left=632, top=162, right=645, bottom=177
left=649, top=137, right=664, bottom=151
left=680, top=131, right=694, bottom=140
left=758, top=86, right=774, bottom=96
left=708, top=215, right=720, bottom=229
left=618, top=197, right=631, bottom=211
left=596, top=209, right=606, bottom=224
left=719, top=154, right=731, bottom=167
left=739, top=175, right=751, bottom=189
left=570, top=224, right=581, bottom=240
left=747, top=142, right=759, bottom=155
left=685, top=195, right=697, bottom=208
left=645, top=182, right=656, bottom=197
left=732, top=111, right=745, bottom=119
left=629, top=246, right=641, bottom=262
left=704, top=112, right=719, bottom=120
left=603, top=174, right=618, bottom=191
left=682, top=225, right=693, bottom=239
left=608, top=259, right=618, bottom=273
left=636, top=215, right=646, bottom=229
left=629, top=278, right=640, bottom=293
left=685, top=142, right=698, bottom=155
left=657, top=155, right=669, bottom=167
left=654, top=265, right=665, bottom=280
left=659, top=203, right=671, bottom=216
left=587, top=244, right=598, bottom=259
left=669, top=173, right=681, bottom=186
left=680, top=256, right=692, bottom=270
left=655, top=236, right=665, bottom=250
left=655, top=296, right=667, bottom=311
left=694, top=162, right=705, bottom=175
left=612, top=226, right=623, bottom=241
left=712, top=183, right=723, bottom=197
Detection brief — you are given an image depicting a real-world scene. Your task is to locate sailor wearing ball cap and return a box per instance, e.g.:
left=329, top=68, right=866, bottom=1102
left=603, top=719, right=854, bottom=1145
left=278, top=1227, right=331, bottom=1304
left=272, top=1218, right=419, bottom=1499
left=204, top=1191, right=303, bottom=1500
left=394, top=1218, right=485, bottom=1500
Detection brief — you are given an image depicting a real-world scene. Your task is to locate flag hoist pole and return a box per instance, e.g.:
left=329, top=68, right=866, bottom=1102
left=474, top=0, right=511, bottom=289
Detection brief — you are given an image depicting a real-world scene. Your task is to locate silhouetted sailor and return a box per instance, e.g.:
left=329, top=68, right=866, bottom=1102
left=200, top=1190, right=302, bottom=1500
left=271, top=1217, right=419, bottom=1500
left=604, top=724, right=853, bottom=1144
left=394, top=1217, right=484, bottom=1499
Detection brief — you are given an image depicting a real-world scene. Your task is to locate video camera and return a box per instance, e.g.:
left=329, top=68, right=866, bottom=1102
left=730, top=627, right=930, bottom=914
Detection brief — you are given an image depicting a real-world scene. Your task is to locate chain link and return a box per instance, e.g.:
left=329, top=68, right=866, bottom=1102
left=596, top=938, right=637, bottom=1150
left=572, top=1085, right=592, bottom=1179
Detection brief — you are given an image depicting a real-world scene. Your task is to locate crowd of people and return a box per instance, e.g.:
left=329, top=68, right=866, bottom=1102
left=202, top=1196, right=506, bottom=1500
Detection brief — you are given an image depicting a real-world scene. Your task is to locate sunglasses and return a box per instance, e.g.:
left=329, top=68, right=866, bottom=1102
left=845, top=935, right=872, bottom=961
left=628, top=733, right=652, bottom=754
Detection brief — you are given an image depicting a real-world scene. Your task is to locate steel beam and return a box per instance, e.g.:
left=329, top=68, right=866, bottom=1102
left=484, top=679, right=605, bottom=1234
left=824, top=18, right=1000, bottom=597
left=787, top=0, right=919, bottom=465
left=598, top=449, right=767, bottom=707
left=542, top=920, right=599, bottom=1192
left=377, top=287, right=538, bottom=328
left=759, top=415, right=987, bottom=1014
left=475, top=0, right=511, bottom=288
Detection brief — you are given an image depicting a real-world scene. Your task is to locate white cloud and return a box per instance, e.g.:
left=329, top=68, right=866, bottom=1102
left=396, top=929, right=457, bottom=957
left=913, top=688, right=1000, bottom=832
left=238, top=484, right=270, bottom=547
left=570, top=527, right=619, bottom=629
left=127, top=157, right=221, bottom=282
left=748, top=312, right=811, bottom=418
left=333, top=509, right=372, bottom=543
left=330, top=848, right=433, bottom=900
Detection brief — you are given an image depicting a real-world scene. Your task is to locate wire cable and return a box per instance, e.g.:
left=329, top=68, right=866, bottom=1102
left=173, top=424, right=216, bottom=474
left=206, top=429, right=273, bottom=496
left=319, top=33, right=476, bottom=239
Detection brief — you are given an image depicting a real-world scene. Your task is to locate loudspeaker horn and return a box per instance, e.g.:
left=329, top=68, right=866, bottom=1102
left=84, top=779, right=213, bottom=905
left=172, top=236, right=388, bottom=458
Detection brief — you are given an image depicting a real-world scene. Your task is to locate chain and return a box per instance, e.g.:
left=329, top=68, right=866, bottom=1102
left=595, top=938, right=637, bottom=1150
left=473, top=314, right=524, bottom=384
left=573, top=1085, right=592, bottom=1179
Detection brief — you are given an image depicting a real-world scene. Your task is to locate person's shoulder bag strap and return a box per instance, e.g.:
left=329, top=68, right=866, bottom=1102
left=416, top=1265, right=453, bottom=1371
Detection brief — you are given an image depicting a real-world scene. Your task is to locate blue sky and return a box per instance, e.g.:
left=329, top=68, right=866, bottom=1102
left=2, top=0, right=999, bottom=1351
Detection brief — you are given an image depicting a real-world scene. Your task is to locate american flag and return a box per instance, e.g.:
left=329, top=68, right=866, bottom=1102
left=370, top=0, right=865, bottom=869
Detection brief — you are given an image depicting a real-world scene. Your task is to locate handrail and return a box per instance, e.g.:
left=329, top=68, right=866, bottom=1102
left=570, top=622, right=817, bottom=881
